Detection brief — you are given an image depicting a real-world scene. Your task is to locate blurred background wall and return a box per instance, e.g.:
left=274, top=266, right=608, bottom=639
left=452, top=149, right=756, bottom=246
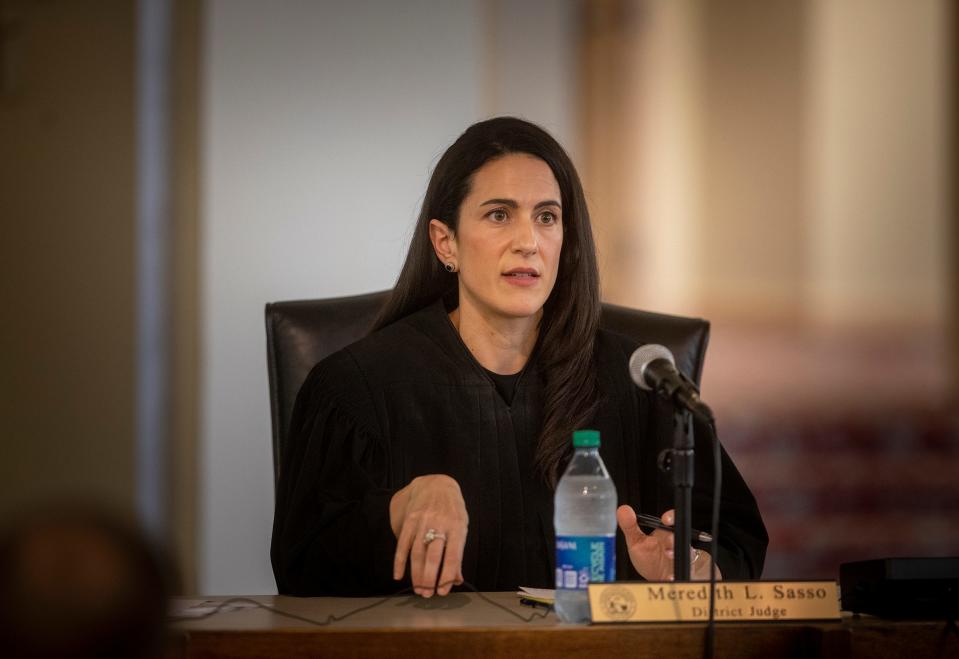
left=1, top=0, right=955, bottom=595
left=2, top=0, right=137, bottom=526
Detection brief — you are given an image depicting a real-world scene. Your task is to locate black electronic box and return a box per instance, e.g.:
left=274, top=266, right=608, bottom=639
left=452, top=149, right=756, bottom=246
left=840, top=557, right=959, bottom=619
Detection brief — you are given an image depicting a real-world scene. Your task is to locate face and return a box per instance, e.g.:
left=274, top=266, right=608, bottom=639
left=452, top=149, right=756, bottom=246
left=432, top=153, right=563, bottom=322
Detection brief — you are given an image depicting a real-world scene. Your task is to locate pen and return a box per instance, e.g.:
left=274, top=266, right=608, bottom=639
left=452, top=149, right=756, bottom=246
left=636, top=513, right=713, bottom=544
left=519, top=597, right=552, bottom=610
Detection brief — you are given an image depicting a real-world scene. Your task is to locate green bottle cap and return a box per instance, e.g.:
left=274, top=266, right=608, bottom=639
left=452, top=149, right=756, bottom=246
left=572, top=429, right=600, bottom=448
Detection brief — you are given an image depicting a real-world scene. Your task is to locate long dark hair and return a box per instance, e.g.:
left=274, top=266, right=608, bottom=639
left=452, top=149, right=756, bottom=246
left=373, top=117, right=601, bottom=485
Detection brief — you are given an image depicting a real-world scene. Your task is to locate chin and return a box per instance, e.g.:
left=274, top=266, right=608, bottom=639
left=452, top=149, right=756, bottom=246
left=494, top=297, right=548, bottom=320
left=464, top=284, right=552, bottom=321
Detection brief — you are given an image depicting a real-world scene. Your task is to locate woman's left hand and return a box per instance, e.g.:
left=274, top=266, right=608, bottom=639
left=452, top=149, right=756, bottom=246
left=616, top=505, right=721, bottom=581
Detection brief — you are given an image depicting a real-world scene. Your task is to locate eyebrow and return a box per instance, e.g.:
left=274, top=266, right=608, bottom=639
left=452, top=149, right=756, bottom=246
left=479, top=198, right=562, bottom=210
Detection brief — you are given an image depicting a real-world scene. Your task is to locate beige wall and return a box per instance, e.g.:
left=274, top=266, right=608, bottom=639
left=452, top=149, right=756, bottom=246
left=0, top=1, right=136, bottom=516
left=806, top=0, right=950, bottom=330
left=579, top=0, right=952, bottom=414
left=583, top=0, right=949, bottom=331
left=577, top=0, right=640, bottom=307
left=700, top=0, right=806, bottom=321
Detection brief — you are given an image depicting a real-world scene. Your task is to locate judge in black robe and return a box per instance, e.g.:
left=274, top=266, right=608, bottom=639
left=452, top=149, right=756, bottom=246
left=271, top=117, right=767, bottom=597
left=271, top=299, right=768, bottom=596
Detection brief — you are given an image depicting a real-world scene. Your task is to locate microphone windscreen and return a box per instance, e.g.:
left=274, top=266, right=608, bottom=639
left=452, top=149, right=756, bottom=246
left=628, top=344, right=675, bottom=390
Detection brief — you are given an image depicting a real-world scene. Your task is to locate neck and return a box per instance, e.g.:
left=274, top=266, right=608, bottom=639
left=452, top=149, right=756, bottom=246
left=450, top=302, right=540, bottom=375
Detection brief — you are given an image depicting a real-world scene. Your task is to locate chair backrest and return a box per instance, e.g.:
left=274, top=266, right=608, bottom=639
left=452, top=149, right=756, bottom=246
left=265, top=291, right=710, bottom=485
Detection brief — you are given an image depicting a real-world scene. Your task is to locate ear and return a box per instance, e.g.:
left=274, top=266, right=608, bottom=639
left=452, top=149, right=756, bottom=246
left=429, top=219, right=457, bottom=266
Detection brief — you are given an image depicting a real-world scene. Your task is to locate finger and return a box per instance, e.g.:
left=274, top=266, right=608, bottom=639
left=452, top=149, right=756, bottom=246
left=393, top=521, right=415, bottom=581
left=436, top=528, right=466, bottom=596
left=694, top=553, right=722, bottom=581
left=418, top=535, right=447, bottom=597
left=616, top=505, right=647, bottom=545
left=658, top=510, right=675, bottom=552
left=409, top=526, right=428, bottom=595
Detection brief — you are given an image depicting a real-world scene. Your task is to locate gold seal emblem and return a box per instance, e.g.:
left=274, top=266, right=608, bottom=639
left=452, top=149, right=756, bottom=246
left=599, top=586, right=637, bottom=620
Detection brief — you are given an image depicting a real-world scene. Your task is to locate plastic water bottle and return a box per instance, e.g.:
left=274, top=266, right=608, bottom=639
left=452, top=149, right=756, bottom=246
left=554, top=429, right=617, bottom=623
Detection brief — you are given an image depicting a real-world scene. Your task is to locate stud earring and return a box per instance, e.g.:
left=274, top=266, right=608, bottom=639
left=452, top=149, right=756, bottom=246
left=445, top=262, right=457, bottom=273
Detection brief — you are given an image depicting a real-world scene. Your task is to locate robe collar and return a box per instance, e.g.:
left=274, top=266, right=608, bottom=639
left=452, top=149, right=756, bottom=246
left=403, top=298, right=544, bottom=389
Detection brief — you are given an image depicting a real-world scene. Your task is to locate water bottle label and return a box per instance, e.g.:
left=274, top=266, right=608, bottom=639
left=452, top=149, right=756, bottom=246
left=555, top=535, right=615, bottom=590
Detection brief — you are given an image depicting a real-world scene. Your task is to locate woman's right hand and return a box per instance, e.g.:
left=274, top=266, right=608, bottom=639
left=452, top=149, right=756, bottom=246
left=390, top=474, right=468, bottom=597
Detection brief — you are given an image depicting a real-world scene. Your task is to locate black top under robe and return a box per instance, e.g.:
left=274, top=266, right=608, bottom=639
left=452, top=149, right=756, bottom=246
left=271, top=300, right=768, bottom=596
left=485, top=368, right=521, bottom=405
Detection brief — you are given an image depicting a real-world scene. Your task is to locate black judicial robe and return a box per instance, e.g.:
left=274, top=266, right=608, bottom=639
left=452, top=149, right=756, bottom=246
left=271, top=300, right=768, bottom=596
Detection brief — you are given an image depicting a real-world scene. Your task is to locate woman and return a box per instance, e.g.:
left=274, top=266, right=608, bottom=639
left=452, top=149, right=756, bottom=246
left=271, top=117, right=767, bottom=597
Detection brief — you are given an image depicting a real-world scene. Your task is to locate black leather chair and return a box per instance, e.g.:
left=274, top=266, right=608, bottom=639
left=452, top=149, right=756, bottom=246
left=265, top=291, right=710, bottom=485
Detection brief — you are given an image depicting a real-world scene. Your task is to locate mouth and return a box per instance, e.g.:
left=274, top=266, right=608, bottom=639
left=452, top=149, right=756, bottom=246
left=502, top=268, right=540, bottom=279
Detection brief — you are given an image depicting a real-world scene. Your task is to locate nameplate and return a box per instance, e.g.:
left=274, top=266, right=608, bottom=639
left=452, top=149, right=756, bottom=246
left=587, top=580, right=840, bottom=623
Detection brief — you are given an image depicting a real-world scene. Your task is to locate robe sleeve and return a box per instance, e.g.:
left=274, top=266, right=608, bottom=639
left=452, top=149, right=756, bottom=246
left=270, top=350, right=404, bottom=596
left=690, top=417, right=769, bottom=580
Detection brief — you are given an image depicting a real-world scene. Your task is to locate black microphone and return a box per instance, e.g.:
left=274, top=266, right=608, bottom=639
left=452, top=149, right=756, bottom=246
left=628, top=344, right=714, bottom=423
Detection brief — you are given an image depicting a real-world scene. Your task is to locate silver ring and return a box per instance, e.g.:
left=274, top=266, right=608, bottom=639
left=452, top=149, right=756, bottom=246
left=423, top=528, right=447, bottom=545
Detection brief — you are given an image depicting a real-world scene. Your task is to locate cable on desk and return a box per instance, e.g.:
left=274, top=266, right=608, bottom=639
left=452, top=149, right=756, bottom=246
left=169, top=581, right=552, bottom=627
left=167, top=593, right=401, bottom=626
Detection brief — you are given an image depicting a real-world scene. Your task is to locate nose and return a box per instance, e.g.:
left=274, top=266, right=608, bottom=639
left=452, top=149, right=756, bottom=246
left=511, top=217, right=538, bottom=255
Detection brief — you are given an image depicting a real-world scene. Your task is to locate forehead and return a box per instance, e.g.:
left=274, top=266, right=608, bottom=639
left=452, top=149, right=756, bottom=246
left=466, top=153, right=560, bottom=203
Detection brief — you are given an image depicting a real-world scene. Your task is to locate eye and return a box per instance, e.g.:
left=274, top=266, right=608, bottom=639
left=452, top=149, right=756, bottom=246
left=539, top=211, right=558, bottom=225
left=488, top=209, right=508, bottom=223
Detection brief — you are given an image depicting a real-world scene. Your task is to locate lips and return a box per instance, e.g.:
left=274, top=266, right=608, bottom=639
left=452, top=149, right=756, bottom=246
left=502, top=268, right=540, bottom=278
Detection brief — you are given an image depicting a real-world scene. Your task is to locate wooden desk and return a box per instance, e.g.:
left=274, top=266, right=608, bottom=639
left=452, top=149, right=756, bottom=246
left=172, top=593, right=957, bottom=659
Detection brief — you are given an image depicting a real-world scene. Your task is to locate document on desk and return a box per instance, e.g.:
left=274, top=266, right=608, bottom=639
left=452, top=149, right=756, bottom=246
left=517, top=587, right=555, bottom=605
